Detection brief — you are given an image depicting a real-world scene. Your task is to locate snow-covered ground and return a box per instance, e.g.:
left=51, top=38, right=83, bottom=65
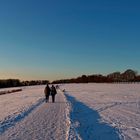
left=0, top=87, right=22, bottom=92
left=0, top=85, right=69, bottom=140
left=0, top=85, right=45, bottom=134
left=61, top=83, right=140, bottom=140
left=0, top=84, right=140, bottom=140
left=0, top=88, right=22, bottom=95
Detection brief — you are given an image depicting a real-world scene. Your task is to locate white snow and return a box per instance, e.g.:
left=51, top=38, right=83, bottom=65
left=0, top=84, right=140, bottom=140
left=61, top=83, right=140, bottom=140
left=0, top=87, right=22, bottom=95
left=0, top=85, right=45, bottom=131
left=0, top=85, right=69, bottom=140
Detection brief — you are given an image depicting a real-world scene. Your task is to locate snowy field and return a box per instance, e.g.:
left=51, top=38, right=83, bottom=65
left=61, top=83, right=140, bottom=140
left=0, top=85, right=69, bottom=140
left=0, top=85, right=46, bottom=134
left=0, top=84, right=140, bottom=140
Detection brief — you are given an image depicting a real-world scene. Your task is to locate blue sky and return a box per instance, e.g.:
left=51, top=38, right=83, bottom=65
left=0, top=0, right=140, bottom=81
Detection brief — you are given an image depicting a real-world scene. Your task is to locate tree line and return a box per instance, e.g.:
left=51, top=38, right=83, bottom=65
left=1, top=69, right=139, bottom=88
left=52, top=69, right=140, bottom=84
left=0, top=79, right=49, bottom=88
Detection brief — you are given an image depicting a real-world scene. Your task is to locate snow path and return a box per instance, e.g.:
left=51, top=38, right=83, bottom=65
left=0, top=90, right=69, bottom=140
left=62, top=83, right=140, bottom=140
left=65, top=93, right=121, bottom=140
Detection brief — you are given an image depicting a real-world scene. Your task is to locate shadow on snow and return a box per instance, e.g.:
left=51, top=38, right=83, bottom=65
left=65, top=93, right=121, bottom=140
left=0, top=98, right=45, bottom=135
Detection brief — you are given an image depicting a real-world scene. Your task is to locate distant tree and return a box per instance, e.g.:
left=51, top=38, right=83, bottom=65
left=51, top=69, right=140, bottom=84
left=135, top=75, right=140, bottom=82
left=122, top=69, right=137, bottom=82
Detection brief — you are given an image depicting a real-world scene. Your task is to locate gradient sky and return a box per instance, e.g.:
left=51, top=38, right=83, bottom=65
left=0, top=0, right=140, bottom=81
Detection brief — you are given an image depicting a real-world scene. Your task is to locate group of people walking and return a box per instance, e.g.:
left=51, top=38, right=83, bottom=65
left=44, top=84, right=57, bottom=103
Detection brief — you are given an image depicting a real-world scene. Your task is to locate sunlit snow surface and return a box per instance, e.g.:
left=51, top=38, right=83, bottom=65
left=0, top=84, right=140, bottom=140
left=62, top=83, right=140, bottom=140
left=0, top=85, right=69, bottom=140
left=0, top=85, right=45, bottom=134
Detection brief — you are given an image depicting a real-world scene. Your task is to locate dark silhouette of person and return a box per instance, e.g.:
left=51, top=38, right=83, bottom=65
left=51, top=85, right=57, bottom=103
left=44, top=84, right=51, bottom=102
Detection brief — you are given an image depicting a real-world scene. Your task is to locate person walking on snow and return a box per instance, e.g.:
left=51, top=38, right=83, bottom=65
left=51, top=85, right=57, bottom=103
left=44, top=84, right=51, bottom=102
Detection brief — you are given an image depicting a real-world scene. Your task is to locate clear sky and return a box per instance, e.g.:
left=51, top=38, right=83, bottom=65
left=0, top=0, right=140, bottom=81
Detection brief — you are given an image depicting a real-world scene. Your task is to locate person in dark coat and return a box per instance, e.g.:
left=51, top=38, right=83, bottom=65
left=51, top=85, right=57, bottom=103
left=44, top=84, right=51, bottom=102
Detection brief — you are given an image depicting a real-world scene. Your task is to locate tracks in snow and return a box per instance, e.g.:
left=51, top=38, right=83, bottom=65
left=0, top=91, right=70, bottom=140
